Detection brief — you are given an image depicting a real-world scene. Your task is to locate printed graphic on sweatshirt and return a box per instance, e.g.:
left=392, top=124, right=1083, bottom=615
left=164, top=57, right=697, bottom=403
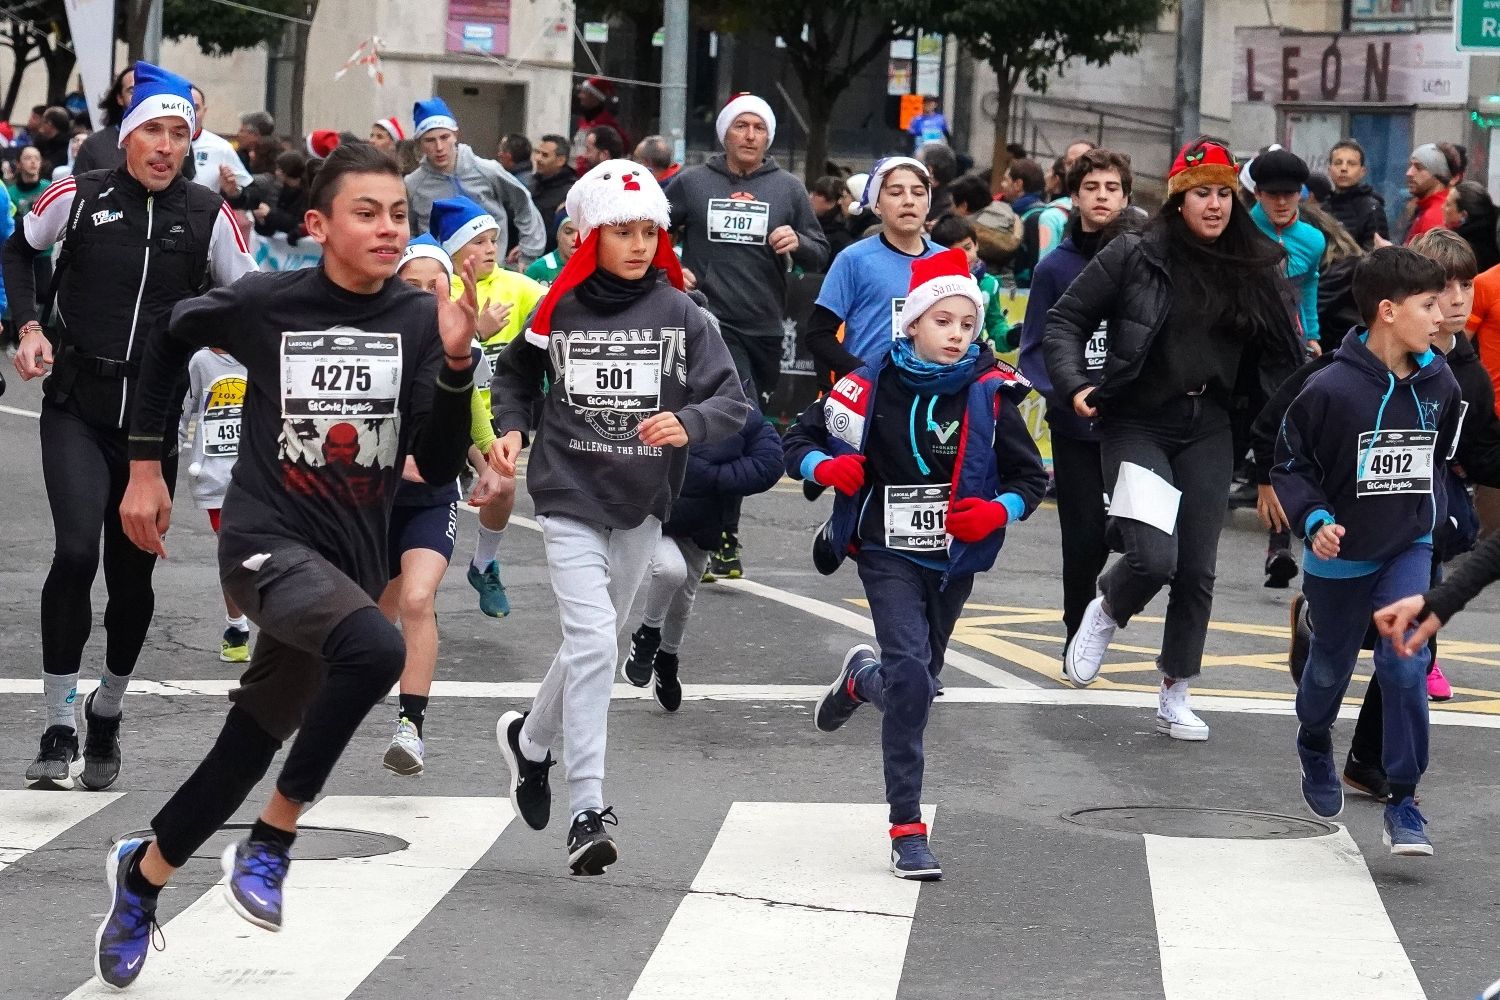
left=1356, top=429, right=1435, bottom=497
left=884, top=484, right=951, bottom=552
left=707, top=196, right=768, bottom=245
left=200, top=373, right=248, bottom=458
left=279, top=331, right=403, bottom=506
left=551, top=327, right=687, bottom=447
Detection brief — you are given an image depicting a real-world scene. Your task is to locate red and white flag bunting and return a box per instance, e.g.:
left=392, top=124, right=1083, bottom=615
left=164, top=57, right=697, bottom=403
left=334, top=37, right=385, bottom=86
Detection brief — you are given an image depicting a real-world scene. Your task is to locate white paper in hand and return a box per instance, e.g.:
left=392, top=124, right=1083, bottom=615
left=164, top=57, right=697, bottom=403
left=1109, top=461, right=1181, bottom=535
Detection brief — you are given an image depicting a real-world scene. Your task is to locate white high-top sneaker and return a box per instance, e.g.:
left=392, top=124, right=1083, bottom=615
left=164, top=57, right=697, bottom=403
left=1156, top=677, right=1209, bottom=741
left=1064, top=596, right=1117, bottom=686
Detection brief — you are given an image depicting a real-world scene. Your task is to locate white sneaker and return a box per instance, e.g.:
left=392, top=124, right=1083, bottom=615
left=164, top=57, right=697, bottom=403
left=1155, top=679, right=1209, bottom=741
left=382, top=717, right=425, bottom=775
left=1063, top=596, right=1116, bottom=686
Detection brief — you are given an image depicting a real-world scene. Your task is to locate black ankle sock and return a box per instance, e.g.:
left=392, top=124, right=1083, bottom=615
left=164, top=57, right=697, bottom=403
left=249, top=819, right=297, bottom=853
left=123, top=842, right=161, bottom=899
left=1388, top=782, right=1417, bottom=803
left=399, top=694, right=429, bottom=737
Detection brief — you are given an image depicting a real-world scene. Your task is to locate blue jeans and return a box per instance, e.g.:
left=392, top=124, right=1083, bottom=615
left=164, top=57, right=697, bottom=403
left=1297, top=543, right=1432, bottom=792
left=854, top=548, right=974, bottom=825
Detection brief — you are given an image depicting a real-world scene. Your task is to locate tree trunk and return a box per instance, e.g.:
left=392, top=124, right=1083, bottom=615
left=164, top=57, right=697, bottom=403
left=2, top=27, right=35, bottom=119
left=987, top=66, right=1017, bottom=192
left=801, top=78, right=844, bottom=187
left=125, top=0, right=149, bottom=62
left=286, top=1, right=318, bottom=136
left=43, top=46, right=76, bottom=107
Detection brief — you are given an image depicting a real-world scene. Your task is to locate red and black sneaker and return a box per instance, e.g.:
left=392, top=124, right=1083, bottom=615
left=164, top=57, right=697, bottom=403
left=815, top=645, right=875, bottom=733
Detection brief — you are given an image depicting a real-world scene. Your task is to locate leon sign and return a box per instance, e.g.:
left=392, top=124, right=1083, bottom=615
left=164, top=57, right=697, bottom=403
left=1234, top=28, right=1469, bottom=107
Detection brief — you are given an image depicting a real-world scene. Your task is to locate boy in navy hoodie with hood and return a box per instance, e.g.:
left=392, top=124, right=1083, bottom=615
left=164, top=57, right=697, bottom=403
left=1273, top=247, right=1462, bottom=857
left=784, top=249, right=1046, bottom=880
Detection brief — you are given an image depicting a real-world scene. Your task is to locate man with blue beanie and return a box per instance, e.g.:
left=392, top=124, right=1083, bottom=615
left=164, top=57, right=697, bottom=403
left=3, top=60, right=256, bottom=793
left=405, top=96, right=544, bottom=268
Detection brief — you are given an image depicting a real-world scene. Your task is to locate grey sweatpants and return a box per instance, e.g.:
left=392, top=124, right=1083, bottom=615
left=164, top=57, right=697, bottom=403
left=641, top=536, right=711, bottom=654
left=523, top=513, right=661, bottom=816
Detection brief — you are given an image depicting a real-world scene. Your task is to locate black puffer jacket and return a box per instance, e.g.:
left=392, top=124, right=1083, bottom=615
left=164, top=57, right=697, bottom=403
left=1325, top=183, right=1388, bottom=250
left=1042, top=230, right=1303, bottom=412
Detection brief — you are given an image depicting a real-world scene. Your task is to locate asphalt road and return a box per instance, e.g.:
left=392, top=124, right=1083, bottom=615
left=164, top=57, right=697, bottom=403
left=2, top=372, right=1499, bottom=1000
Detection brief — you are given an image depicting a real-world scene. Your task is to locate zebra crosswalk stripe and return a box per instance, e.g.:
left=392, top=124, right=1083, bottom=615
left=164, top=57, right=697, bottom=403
left=1145, top=829, right=1426, bottom=999
left=629, top=802, right=934, bottom=1000
left=0, top=790, right=123, bottom=873
left=63, top=796, right=513, bottom=999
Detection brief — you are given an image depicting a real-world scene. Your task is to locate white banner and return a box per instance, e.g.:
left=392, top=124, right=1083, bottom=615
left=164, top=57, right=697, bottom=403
left=251, top=231, right=323, bottom=271
left=64, top=0, right=115, bottom=130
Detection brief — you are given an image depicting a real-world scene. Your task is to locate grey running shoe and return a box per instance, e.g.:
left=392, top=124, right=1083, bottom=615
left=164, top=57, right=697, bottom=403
left=26, top=725, right=81, bottom=790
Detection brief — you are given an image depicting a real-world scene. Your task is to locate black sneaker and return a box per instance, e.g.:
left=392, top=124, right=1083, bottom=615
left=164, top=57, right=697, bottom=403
left=1342, top=752, right=1392, bottom=802
left=653, top=651, right=682, bottom=712
left=26, top=724, right=81, bottom=790
left=711, top=533, right=743, bottom=580
left=815, top=645, right=874, bottom=733
left=81, top=691, right=122, bottom=791
left=1288, top=593, right=1311, bottom=687
left=1264, top=548, right=1299, bottom=588
left=497, top=711, right=554, bottom=831
left=567, top=807, right=619, bottom=876
left=622, top=624, right=660, bottom=687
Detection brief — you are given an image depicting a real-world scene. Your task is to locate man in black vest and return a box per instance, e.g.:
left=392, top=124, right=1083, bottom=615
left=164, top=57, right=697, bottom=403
left=2, top=61, right=257, bottom=792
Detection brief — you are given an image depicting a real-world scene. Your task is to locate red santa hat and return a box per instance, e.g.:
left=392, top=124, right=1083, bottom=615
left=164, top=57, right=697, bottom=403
left=372, top=117, right=405, bottom=142
left=526, top=158, right=682, bottom=347
left=579, top=76, right=616, bottom=103
left=306, top=129, right=340, bottom=159
left=1166, top=137, right=1239, bottom=197
left=896, top=248, right=985, bottom=338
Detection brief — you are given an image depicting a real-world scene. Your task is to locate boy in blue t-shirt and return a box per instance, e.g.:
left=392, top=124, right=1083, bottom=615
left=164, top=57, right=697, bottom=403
left=907, top=96, right=949, bottom=153
left=1272, top=247, right=1462, bottom=857
left=805, top=157, right=939, bottom=384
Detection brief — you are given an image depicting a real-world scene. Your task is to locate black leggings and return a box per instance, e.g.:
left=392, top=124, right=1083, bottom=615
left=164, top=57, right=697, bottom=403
left=38, top=399, right=177, bottom=678
left=151, top=604, right=405, bottom=867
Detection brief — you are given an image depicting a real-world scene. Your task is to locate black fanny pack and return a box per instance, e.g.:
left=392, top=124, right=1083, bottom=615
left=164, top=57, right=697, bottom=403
left=45, top=345, right=137, bottom=429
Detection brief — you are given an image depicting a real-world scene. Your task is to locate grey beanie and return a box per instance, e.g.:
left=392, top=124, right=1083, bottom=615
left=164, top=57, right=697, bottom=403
left=1410, top=143, right=1452, bottom=182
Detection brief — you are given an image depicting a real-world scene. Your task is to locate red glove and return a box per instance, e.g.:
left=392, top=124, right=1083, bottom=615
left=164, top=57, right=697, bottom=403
left=813, top=454, right=866, bottom=496
left=944, top=496, right=1009, bottom=542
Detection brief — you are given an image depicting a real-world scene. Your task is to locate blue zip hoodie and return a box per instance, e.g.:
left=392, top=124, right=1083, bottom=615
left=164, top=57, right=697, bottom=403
left=782, top=349, right=1046, bottom=589
left=1272, top=327, right=1463, bottom=577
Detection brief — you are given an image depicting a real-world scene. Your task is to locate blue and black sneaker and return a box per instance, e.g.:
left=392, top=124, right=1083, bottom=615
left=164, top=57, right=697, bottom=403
left=94, top=837, right=161, bottom=990
left=1383, top=796, right=1433, bottom=857
left=467, top=560, right=511, bottom=618
left=221, top=838, right=291, bottom=931
left=890, top=823, right=942, bottom=881
left=1297, top=726, right=1343, bottom=819
left=1478, top=974, right=1500, bottom=999
left=815, top=645, right=875, bottom=733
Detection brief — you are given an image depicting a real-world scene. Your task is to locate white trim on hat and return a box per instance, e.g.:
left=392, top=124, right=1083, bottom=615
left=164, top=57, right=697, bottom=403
left=118, top=94, right=196, bottom=147
left=373, top=117, right=405, bottom=142
left=399, top=242, right=453, bottom=277
left=715, top=95, right=776, bottom=147
left=860, top=156, right=930, bottom=214
left=897, top=275, right=986, bottom=339
left=415, top=112, right=458, bottom=137
left=439, top=213, right=499, bottom=256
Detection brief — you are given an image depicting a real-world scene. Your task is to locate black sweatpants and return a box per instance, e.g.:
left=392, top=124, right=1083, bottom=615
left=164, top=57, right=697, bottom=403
left=151, top=547, right=405, bottom=867
left=38, top=398, right=177, bottom=678
left=1050, top=433, right=1108, bottom=640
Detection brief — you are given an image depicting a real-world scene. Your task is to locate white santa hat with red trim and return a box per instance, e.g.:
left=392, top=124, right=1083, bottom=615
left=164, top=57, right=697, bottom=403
left=526, top=159, right=682, bottom=347
left=896, top=247, right=985, bottom=338
left=373, top=117, right=405, bottom=142
left=715, top=93, right=776, bottom=146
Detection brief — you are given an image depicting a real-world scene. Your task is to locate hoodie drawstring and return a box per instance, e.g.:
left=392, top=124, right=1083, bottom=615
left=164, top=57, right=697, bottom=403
left=1358, top=372, right=1397, bottom=478
left=908, top=395, right=940, bottom=476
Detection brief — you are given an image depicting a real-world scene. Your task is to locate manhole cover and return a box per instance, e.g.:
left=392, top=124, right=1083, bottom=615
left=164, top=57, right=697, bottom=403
left=116, top=825, right=408, bottom=861
left=1061, top=806, right=1335, bottom=840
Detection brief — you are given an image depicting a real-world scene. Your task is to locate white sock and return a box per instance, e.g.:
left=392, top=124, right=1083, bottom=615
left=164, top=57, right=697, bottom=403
left=43, top=672, right=78, bottom=731
left=471, top=524, right=503, bottom=572
left=518, top=725, right=549, bottom=764
left=91, top=668, right=131, bottom=719
left=226, top=614, right=249, bottom=631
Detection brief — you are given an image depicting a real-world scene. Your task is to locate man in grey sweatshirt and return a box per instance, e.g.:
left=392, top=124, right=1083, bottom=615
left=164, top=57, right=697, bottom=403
left=666, top=93, right=828, bottom=576
left=405, top=97, right=545, bottom=268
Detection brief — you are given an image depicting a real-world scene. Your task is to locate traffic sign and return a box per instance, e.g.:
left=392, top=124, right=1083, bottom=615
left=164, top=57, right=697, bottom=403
left=1456, top=0, right=1500, bottom=52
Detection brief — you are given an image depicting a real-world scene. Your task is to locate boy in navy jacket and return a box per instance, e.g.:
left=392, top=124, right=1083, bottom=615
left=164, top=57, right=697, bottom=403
left=1273, top=247, right=1462, bottom=857
left=784, top=249, right=1046, bottom=880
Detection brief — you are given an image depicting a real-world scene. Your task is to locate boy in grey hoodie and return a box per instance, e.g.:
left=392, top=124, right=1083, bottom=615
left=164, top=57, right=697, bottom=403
left=492, top=159, right=748, bottom=877
left=178, top=347, right=253, bottom=662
